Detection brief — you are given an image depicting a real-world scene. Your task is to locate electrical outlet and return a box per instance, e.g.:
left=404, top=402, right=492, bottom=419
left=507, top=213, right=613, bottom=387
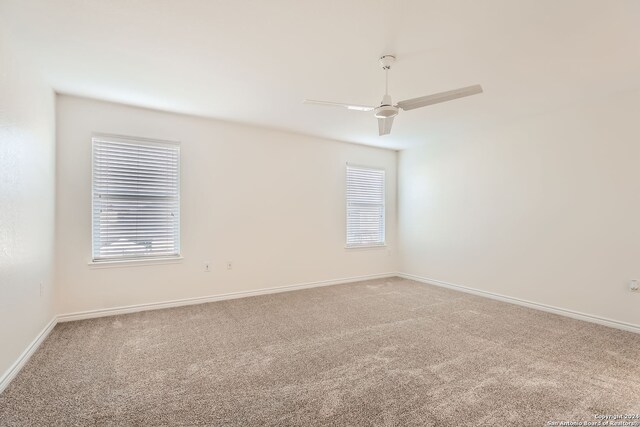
left=630, top=280, right=639, bottom=292
left=226, top=261, right=233, bottom=270
left=204, top=262, right=211, bottom=272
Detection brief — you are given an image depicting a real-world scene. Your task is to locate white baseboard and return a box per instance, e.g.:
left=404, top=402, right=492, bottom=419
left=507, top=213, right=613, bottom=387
left=397, top=272, right=640, bottom=334
left=57, top=272, right=396, bottom=323
left=0, top=317, right=58, bottom=394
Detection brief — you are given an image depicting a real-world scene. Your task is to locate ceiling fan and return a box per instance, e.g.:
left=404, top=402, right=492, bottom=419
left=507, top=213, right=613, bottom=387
left=303, top=55, right=483, bottom=136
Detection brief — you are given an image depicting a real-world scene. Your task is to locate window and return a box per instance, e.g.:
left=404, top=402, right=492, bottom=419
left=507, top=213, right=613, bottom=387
left=346, top=165, right=385, bottom=247
left=92, top=135, right=180, bottom=262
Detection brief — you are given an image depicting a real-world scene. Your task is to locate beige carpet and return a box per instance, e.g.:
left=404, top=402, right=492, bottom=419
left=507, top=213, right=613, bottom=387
left=1, top=277, right=639, bottom=426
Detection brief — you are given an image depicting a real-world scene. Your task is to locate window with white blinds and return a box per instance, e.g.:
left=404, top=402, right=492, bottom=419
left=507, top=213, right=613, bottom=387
left=346, top=165, right=385, bottom=247
left=92, top=135, right=180, bottom=262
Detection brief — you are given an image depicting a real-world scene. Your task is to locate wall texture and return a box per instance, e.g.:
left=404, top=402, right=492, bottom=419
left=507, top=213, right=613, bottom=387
left=55, top=95, right=397, bottom=315
left=0, top=37, right=56, bottom=378
left=398, top=90, right=640, bottom=326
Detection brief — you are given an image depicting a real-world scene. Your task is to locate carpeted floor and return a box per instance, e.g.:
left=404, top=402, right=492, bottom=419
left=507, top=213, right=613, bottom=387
left=1, top=277, right=639, bottom=426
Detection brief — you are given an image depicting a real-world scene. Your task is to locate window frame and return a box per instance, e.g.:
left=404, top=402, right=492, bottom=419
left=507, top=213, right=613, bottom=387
left=345, top=163, right=386, bottom=248
left=90, top=133, right=181, bottom=264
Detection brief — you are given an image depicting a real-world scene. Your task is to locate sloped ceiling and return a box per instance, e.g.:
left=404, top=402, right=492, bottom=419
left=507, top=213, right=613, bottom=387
left=2, top=0, right=639, bottom=149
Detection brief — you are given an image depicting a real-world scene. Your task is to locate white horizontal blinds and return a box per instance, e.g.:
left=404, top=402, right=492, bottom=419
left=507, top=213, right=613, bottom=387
left=92, top=136, right=180, bottom=261
left=346, top=165, right=385, bottom=247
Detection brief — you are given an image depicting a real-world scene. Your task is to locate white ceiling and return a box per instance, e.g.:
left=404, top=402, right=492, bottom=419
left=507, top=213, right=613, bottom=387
left=2, top=0, right=639, bottom=150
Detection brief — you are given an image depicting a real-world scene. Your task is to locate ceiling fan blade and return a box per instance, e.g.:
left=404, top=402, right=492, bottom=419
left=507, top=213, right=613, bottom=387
left=397, top=84, right=483, bottom=111
left=378, top=117, right=394, bottom=136
left=303, top=99, right=374, bottom=112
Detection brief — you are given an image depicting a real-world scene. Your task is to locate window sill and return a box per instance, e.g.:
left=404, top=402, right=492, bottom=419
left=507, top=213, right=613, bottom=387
left=88, top=256, right=183, bottom=269
left=345, top=244, right=387, bottom=250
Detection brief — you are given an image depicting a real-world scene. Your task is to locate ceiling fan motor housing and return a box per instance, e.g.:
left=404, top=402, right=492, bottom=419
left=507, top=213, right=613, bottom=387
left=375, top=94, right=398, bottom=118
left=375, top=105, right=398, bottom=118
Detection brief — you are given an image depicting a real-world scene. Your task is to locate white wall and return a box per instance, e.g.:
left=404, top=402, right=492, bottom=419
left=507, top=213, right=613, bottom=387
left=398, top=90, right=640, bottom=326
left=0, top=37, right=56, bottom=377
left=55, top=95, right=397, bottom=315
